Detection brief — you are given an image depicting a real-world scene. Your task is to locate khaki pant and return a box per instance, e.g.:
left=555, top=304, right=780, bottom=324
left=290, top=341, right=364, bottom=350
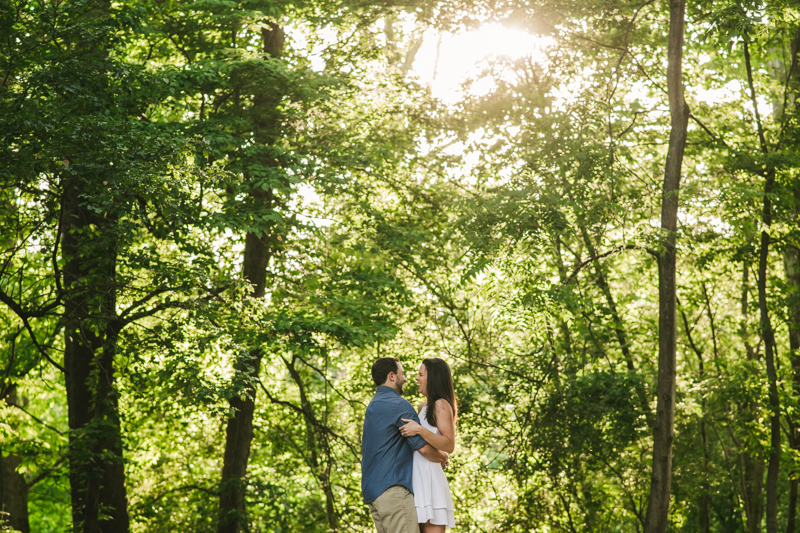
left=368, top=485, right=419, bottom=533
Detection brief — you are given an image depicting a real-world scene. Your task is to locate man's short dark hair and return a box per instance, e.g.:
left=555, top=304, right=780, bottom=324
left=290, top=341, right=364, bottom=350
left=371, top=357, right=400, bottom=386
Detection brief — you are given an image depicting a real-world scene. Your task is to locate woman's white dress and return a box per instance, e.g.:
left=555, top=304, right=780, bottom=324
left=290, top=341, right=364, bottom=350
left=412, top=405, right=456, bottom=528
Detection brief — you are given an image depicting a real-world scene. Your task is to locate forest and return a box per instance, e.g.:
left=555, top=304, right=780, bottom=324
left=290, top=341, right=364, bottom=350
left=2, top=0, right=800, bottom=531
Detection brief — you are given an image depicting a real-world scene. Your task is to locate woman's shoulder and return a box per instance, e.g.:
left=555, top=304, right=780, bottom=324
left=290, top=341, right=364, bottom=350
left=417, top=400, right=427, bottom=412
left=434, top=398, right=453, bottom=415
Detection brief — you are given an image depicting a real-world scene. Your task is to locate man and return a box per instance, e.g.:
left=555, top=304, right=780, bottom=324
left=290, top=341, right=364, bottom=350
left=362, top=357, right=448, bottom=533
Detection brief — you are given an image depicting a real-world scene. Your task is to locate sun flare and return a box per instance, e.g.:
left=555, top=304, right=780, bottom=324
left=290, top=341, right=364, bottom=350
left=413, top=24, right=553, bottom=103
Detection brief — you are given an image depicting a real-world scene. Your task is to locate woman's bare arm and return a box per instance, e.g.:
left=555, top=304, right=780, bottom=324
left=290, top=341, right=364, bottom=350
left=400, top=399, right=455, bottom=453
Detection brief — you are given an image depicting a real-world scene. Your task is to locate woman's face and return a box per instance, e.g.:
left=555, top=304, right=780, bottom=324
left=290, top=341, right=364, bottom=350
left=416, top=363, right=428, bottom=397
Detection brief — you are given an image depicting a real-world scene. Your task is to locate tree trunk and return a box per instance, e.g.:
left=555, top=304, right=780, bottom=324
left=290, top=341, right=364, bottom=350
left=740, top=24, right=781, bottom=531
left=579, top=227, right=634, bottom=369
left=736, top=263, right=766, bottom=533
left=61, top=180, right=129, bottom=533
left=699, top=419, right=711, bottom=533
left=790, top=478, right=799, bottom=533
left=579, top=227, right=652, bottom=423
left=681, top=300, right=712, bottom=533
left=217, top=209, right=273, bottom=533
left=553, top=235, right=575, bottom=358
left=0, top=453, right=29, bottom=533
left=758, top=167, right=780, bottom=533
left=783, top=189, right=800, bottom=533
left=216, top=23, right=284, bottom=533
left=643, top=0, right=688, bottom=530
left=742, top=450, right=765, bottom=533
left=217, top=348, right=264, bottom=532
left=59, top=0, right=130, bottom=527
left=682, top=313, right=711, bottom=533
left=778, top=25, right=800, bottom=533
left=788, top=416, right=799, bottom=533
left=1, top=388, right=30, bottom=533
left=283, top=356, right=338, bottom=530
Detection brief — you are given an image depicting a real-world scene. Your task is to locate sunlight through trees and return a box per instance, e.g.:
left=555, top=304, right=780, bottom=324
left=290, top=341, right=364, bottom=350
left=2, top=0, right=800, bottom=531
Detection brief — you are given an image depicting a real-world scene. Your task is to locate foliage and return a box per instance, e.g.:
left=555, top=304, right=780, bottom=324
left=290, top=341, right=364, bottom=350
left=3, top=0, right=800, bottom=531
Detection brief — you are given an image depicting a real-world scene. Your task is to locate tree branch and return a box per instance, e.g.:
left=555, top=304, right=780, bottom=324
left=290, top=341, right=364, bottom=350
left=130, top=484, right=218, bottom=512
left=563, top=244, right=656, bottom=285
left=120, top=285, right=228, bottom=325
left=118, top=285, right=182, bottom=319
left=689, top=113, right=730, bottom=149
left=53, top=199, right=64, bottom=295
left=26, top=453, right=67, bottom=489
left=0, top=285, right=61, bottom=319
left=294, top=353, right=367, bottom=408
left=12, top=403, right=65, bottom=436
left=0, top=296, right=67, bottom=373
left=256, top=378, right=361, bottom=460
left=742, top=30, right=770, bottom=155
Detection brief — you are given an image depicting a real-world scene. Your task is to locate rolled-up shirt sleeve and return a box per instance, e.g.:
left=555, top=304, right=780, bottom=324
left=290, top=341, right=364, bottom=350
left=396, top=402, right=427, bottom=451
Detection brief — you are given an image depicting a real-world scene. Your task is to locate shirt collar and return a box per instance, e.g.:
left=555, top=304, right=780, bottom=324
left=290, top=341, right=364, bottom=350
left=376, top=385, right=399, bottom=396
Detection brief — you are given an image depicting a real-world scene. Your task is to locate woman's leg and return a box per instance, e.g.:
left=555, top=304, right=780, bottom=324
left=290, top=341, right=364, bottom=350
left=420, top=521, right=446, bottom=533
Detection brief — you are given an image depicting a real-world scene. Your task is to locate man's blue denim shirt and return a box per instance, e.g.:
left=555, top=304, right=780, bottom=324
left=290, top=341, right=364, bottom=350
left=361, top=386, right=427, bottom=503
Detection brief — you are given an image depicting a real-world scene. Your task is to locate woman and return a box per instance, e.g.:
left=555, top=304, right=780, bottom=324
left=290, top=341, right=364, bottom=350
left=400, top=357, right=457, bottom=532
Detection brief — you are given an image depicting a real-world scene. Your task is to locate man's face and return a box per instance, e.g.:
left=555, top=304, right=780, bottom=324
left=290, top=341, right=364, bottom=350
left=393, top=362, right=407, bottom=395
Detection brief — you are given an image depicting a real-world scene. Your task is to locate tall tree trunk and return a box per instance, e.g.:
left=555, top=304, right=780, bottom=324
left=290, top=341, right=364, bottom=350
left=758, top=168, right=780, bottom=533
left=283, top=356, right=338, bottom=530
left=579, top=227, right=652, bottom=423
left=737, top=264, right=766, bottom=533
left=217, top=231, right=270, bottom=532
left=699, top=418, right=711, bottom=533
left=780, top=26, right=800, bottom=533
left=783, top=177, right=800, bottom=533
left=789, top=420, right=799, bottom=533
left=742, top=456, right=766, bottom=533
left=0, top=453, right=29, bottom=533
left=553, top=235, right=575, bottom=359
left=741, top=27, right=781, bottom=533
left=60, top=0, right=130, bottom=527
left=62, top=180, right=129, bottom=533
left=680, top=305, right=711, bottom=533
left=643, top=0, right=688, bottom=530
left=1, top=387, right=30, bottom=533
left=217, top=23, right=284, bottom=533
left=579, top=227, right=634, bottom=369
left=742, top=454, right=766, bottom=533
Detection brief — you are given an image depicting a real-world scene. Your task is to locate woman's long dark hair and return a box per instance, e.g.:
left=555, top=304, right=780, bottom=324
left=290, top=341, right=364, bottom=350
left=423, top=357, right=457, bottom=428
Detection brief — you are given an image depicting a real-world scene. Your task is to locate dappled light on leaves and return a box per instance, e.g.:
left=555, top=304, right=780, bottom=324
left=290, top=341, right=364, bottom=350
left=2, top=0, right=800, bottom=532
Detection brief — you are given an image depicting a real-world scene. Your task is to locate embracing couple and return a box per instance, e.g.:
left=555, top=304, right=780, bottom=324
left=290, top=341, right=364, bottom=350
left=361, top=357, right=457, bottom=533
